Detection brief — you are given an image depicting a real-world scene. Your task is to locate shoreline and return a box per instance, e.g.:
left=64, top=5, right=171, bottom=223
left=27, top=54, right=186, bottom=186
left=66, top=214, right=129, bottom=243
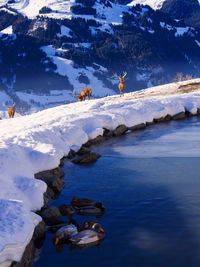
left=13, top=106, right=200, bottom=266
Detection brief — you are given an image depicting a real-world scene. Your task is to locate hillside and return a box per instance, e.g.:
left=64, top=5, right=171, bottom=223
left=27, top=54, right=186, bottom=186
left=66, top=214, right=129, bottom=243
left=0, top=0, right=200, bottom=112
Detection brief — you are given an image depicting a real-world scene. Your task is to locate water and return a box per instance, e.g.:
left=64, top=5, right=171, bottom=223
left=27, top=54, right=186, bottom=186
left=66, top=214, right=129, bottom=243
left=34, top=117, right=200, bottom=267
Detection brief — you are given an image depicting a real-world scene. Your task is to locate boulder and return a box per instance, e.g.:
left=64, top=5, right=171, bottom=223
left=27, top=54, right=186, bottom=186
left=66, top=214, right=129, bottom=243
left=172, top=112, right=186, bottom=120
left=154, top=114, right=171, bottom=123
left=103, top=128, right=114, bottom=137
left=34, top=167, right=64, bottom=182
left=67, top=149, right=76, bottom=159
left=72, top=153, right=101, bottom=164
left=146, top=121, right=154, bottom=126
left=48, top=176, right=65, bottom=194
left=113, top=124, right=128, bottom=136
left=84, top=135, right=104, bottom=147
left=129, top=123, right=146, bottom=131
left=77, top=146, right=91, bottom=155
left=41, top=206, right=62, bottom=226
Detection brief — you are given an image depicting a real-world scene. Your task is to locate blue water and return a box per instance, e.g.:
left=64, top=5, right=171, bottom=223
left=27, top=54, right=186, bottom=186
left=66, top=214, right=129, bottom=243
left=34, top=117, right=200, bottom=267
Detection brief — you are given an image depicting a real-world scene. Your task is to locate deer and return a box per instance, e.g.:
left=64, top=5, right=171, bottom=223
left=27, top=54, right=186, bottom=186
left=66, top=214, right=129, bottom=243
left=2, top=102, right=16, bottom=118
left=114, top=72, right=127, bottom=97
left=75, top=88, right=92, bottom=101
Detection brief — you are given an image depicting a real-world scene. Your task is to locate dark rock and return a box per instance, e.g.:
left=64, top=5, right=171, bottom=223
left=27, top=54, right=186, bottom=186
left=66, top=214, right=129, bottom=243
left=197, top=108, right=200, bottom=115
left=172, top=112, right=186, bottom=120
left=34, top=167, right=64, bottom=182
left=103, top=128, right=114, bottom=137
left=67, top=149, right=76, bottom=159
left=72, top=152, right=101, bottom=164
left=77, top=146, right=91, bottom=155
left=32, top=221, right=46, bottom=242
left=32, top=221, right=46, bottom=249
left=129, top=123, right=146, bottom=131
left=48, top=176, right=65, bottom=194
left=113, top=125, right=128, bottom=136
left=41, top=206, right=62, bottom=226
left=146, top=121, right=154, bottom=126
left=154, top=114, right=172, bottom=123
left=185, top=109, right=194, bottom=117
left=34, top=170, right=53, bottom=181
left=84, top=135, right=104, bottom=147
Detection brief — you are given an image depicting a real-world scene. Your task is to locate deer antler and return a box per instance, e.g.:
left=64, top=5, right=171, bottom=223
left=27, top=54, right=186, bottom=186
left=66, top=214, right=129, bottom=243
left=12, top=102, right=16, bottom=107
left=114, top=73, right=120, bottom=79
left=122, top=72, right=127, bottom=79
left=2, top=103, right=8, bottom=109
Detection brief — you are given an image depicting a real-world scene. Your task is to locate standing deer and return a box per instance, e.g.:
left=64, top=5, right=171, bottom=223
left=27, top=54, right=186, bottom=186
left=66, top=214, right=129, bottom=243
left=114, top=72, right=127, bottom=97
left=2, top=102, right=16, bottom=118
left=77, top=88, right=92, bottom=101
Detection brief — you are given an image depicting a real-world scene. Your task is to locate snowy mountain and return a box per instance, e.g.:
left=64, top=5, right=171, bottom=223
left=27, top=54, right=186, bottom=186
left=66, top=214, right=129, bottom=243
left=1, top=0, right=200, bottom=113
left=128, top=0, right=166, bottom=9
left=1, top=78, right=200, bottom=266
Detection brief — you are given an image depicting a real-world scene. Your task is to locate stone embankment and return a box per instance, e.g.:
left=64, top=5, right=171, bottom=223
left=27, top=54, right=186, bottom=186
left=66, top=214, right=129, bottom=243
left=13, top=106, right=200, bottom=266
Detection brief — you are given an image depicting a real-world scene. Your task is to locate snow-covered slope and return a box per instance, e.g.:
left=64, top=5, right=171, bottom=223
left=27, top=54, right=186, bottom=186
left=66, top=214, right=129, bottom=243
left=1, top=79, right=200, bottom=266
left=128, top=0, right=166, bottom=9
left=129, top=0, right=200, bottom=10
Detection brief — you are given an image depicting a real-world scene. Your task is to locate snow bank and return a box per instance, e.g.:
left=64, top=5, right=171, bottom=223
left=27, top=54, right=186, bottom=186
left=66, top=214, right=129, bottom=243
left=0, top=79, right=200, bottom=265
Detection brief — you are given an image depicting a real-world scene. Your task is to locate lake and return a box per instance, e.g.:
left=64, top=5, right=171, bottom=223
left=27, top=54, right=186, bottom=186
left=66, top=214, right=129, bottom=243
left=34, top=117, right=200, bottom=267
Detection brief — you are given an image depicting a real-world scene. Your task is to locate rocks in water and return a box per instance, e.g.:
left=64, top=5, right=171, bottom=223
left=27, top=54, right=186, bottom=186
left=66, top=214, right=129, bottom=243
left=35, top=167, right=65, bottom=200
left=146, top=121, right=154, bottom=126
left=154, top=114, right=171, bottom=123
left=84, top=135, right=104, bottom=147
left=103, top=128, right=114, bottom=137
left=41, top=206, right=62, bottom=226
left=172, top=112, right=186, bottom=120
left=113, top=124, right=128, bottom=136
left=128, top=123, right=146, bottom=131
left=59, top=204, right=76, bottom=217
left=35, top=167, right=64, bottom=181
left=72, top=152, right=101, bottom=164
left=77, top=146, right=91, bottom=156
left=67, top=149, right=76, bottom=159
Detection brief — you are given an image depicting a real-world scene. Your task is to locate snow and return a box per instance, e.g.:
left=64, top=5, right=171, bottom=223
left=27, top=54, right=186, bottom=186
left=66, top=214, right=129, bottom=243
left=57, top=25, right=72, bottom=38
left=128, top=0, right=166, bottom=10
left=1, top=79, right=200, bottom=265
left=0, top=26, right=13, bottom=35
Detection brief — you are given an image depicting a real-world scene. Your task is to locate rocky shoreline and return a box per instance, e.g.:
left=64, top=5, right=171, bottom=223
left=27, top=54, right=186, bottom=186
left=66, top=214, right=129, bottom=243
left=11, top=107, right=200, bottom=267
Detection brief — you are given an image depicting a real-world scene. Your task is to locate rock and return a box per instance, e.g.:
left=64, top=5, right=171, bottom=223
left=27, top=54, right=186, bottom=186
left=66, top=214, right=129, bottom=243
left=34, top=167, right=64, bottom=182
left=67, top=149, right=76, bottom=159
left=72, top=153, right=101, bottom=164
left=113, top=124, right=128, bottom=136
left=48, top=176, right=65, bottom=194
left=185, top=109, right=194, bottom=117
left=103, top=128, right=114, bottom=137
left=32, top=221, right=46, bottom=243
left=77, top=146, right=91, bottom=155
left=172, top=112, right=186, bottom=120
left=84, top=135, right=104, bottom=147
left=41, top=206, right=62, bottom=226
left=129, top=123, right=146, bottom=131
left=146, top=121, right=154, bottom=126
left=154, top=114, right=171, bottom=123
left=197, top=108, right=200, bottom=115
